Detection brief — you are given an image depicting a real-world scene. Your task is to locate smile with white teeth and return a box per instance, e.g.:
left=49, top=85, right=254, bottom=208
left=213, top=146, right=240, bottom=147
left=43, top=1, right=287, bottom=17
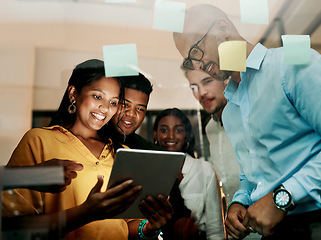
left=203, top=62, right=216, bottom=77
left=92, top=113, right=106, bottom=120
left=122, top=120, right=133, bottom=127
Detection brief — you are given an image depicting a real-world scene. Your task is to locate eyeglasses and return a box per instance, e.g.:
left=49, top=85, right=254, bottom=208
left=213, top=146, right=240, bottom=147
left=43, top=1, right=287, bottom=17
left=182, top=21, right=217, bottom=70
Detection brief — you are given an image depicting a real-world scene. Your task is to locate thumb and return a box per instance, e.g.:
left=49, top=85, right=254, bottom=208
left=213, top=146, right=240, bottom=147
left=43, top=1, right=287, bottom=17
left=89, top=175, right=104, bottom=194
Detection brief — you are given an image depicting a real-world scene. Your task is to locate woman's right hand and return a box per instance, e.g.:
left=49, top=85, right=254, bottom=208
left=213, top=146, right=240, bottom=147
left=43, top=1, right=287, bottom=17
left=36, top=159, right=83, bottom=193
left=4, top=159, right=84, bottom=193
left=83, top=176, right=142, bottom=220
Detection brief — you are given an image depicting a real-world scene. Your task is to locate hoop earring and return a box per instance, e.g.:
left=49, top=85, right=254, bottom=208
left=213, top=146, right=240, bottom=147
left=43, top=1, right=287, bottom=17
left=185, top=141, right=190, bottom=150
left=68, top=101, right=76, bottom=114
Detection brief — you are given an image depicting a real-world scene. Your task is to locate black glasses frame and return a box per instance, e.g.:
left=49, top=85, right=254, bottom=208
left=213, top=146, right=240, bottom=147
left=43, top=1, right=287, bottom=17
left=182, top=21, right=217, bottom=70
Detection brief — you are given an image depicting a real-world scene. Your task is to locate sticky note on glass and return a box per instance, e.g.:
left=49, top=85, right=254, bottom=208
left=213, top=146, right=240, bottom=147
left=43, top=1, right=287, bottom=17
left=103, top=44, right=139, bottom=77
left=105, top=0, right=136, bottom=2
left=240, top=0, right=269, bottom=24
left=281, top=35, right=311, bottom=65
left=218, top=41, right=247, bottom=72
left=153, top=0, right=186, bottom=33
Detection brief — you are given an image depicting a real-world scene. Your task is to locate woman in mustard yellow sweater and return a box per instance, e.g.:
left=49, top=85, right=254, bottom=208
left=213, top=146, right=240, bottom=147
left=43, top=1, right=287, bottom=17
left=2, top=59, right=172, bottom=240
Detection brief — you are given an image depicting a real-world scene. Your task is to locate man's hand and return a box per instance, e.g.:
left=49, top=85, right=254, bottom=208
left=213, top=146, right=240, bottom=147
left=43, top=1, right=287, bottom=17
left=225, top=203, right=249, bottom=239
left=242, top=192, right=286, bottom=237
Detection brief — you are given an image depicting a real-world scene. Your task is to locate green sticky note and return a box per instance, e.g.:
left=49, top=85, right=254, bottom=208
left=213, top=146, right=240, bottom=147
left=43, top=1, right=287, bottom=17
left=240, top=0, right=269, bottom=24
left=281, top=35, right=311, bottom=65
left=153, top=0, right=186, bottom=33
left=103, top=44, right=139, bottom=77
left=218, top=41, right=247, bottom=72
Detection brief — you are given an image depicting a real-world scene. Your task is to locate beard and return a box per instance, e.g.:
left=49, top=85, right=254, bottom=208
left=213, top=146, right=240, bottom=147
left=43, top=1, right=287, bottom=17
left=202, top=99, right=226, bottom=116
left=215, top=69, right=232, bottom=82
left=204, top=37, right=233, bottom=82
left=212, top=101, right=225, bottom=115
left=202, top=61, right=232, bottom=82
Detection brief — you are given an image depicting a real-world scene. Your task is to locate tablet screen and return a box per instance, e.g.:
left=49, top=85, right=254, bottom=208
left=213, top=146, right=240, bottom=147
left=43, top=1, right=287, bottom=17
left=107, top=148, right=185, bottom=219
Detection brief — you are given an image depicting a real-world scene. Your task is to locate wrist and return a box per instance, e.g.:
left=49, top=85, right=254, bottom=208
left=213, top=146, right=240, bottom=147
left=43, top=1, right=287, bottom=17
left=273, top=185, right=296, bottom=212
left=138, top=220, right=161, bottom=240
left=144, top=221, right=156, bottom=234
left=78, top=202, right=97, bottom=222
left=227, top=201, right=248, bottom=213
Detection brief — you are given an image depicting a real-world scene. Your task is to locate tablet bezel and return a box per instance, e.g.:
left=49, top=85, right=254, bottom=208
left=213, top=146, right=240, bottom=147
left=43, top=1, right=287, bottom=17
left=107, top=148, right=185, bottom=219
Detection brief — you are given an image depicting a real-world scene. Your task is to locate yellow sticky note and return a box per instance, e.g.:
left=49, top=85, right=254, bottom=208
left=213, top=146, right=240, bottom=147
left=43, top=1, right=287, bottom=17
left=218, top=41, right=247, bottom=72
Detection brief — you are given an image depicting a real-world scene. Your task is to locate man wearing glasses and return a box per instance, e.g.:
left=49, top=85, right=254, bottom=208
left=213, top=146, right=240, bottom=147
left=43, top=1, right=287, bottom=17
left=174, top=6, right=257, bottom=240
left=180, top=20, right=232, bottom=83
left=173, top=4, right=321, bottom=240
left=176, top=11, right=242, bottom=217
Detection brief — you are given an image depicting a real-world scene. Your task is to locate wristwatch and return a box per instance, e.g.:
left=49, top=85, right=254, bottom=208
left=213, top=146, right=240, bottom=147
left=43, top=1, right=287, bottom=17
left=273, top=185, right=296, bottom=211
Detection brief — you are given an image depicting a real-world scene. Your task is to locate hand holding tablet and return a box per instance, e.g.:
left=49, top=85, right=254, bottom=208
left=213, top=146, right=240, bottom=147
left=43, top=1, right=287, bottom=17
left=107, top=148, right=185, bottom=219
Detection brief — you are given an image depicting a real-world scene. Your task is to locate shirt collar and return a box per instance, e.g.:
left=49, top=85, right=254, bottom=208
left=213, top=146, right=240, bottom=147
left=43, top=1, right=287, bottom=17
left=43, top=125, right=68, bottom=132
left=224, top=43, right=268, bottom=103
left=246, top=43, right=268, bottom=70
left=181, top=154, right=192, bottom=176
left=43, top=125, right=114, bottom=146
left=224, top=77, right=239, bottom=103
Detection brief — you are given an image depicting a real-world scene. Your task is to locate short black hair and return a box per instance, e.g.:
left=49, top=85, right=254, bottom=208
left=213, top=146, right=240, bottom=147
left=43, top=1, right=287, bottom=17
left=117, top=73, right=153, bottom=96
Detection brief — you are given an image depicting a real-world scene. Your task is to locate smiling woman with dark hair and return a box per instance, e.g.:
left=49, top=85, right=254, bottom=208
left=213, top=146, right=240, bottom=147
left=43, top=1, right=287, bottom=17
left=2, top=59, right=173, bottom=240
left=153, top=108, right=225, bottom=240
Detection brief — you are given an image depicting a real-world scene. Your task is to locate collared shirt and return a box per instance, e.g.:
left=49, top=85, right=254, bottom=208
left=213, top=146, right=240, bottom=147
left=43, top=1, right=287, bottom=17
left=222, top=43, right=321, bottom=214
left=179, top=155, right=225, bottom=240
left=2, top=126, right=129, bottom=240
left=206, top=119, right=240, bottom=205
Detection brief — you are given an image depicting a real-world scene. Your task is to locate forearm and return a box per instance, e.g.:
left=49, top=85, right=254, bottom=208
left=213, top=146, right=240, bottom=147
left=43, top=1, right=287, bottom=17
left=283, top=52, right=321, bottom=205
left=62, top=203, right=95, bottom=234
left=2, top=204, right=92, bottom=238
left=231, top=173, right=253, bottom=207
left=283, top=162, right=321, bottom=205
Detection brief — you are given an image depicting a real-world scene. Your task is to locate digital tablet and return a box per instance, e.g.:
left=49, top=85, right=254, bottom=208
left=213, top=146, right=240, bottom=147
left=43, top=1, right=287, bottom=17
left=107, top=148, right=186, bottom=219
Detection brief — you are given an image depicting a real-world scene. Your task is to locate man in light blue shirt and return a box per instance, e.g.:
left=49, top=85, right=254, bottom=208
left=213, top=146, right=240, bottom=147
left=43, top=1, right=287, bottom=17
left=173, top=4, right=321, bottom=240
